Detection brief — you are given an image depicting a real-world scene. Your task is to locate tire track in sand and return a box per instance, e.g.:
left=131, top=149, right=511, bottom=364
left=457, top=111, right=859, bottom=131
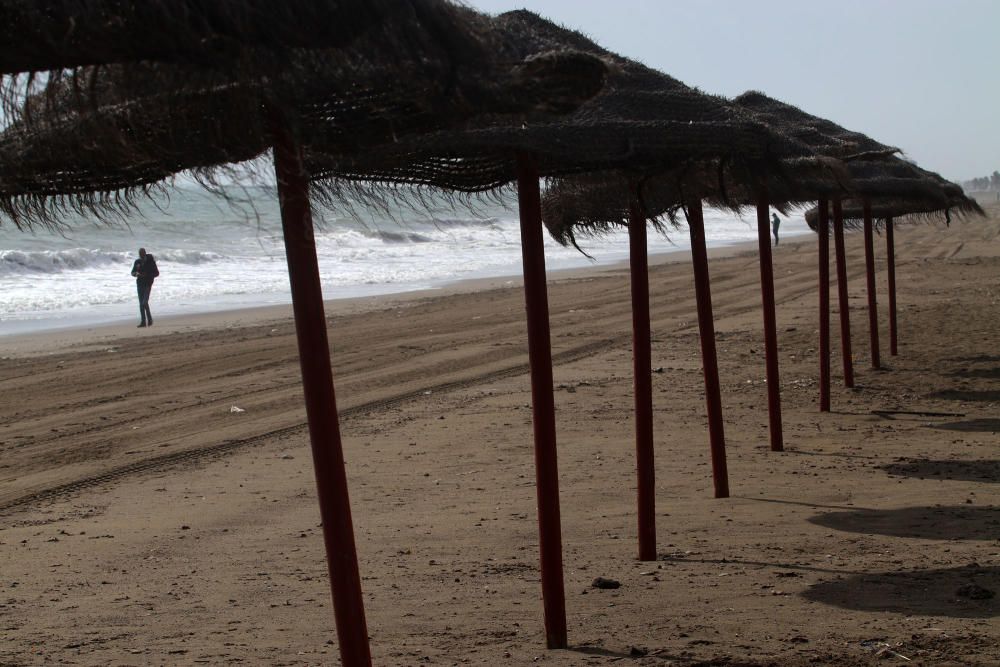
left=0, top=338, right=616, bottom=515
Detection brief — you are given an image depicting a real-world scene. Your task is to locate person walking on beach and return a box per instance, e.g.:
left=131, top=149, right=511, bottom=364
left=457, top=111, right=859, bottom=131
left=771, top=212, right=781, bottom=246
left=131, top=247, right=159, bottom=327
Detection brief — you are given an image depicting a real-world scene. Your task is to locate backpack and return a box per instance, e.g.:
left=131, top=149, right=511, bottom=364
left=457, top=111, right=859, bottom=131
left=146, top=255, right=160, bottom=278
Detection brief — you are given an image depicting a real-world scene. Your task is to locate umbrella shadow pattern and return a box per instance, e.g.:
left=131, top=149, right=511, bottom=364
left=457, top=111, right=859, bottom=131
left=931, top=419, right=1000, bottom=433
left=880, top=459, right=1000, bottom=483
left=802, top=564, right=998, bottom=619
left=807, top=506, right=1000, bottom=541
left=948, top=367, right=1000, bottom=380
left=927, top=389, right=1000, bottom=403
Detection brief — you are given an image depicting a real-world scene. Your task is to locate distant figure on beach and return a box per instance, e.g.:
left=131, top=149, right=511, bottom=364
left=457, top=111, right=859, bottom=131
left=771, top=213, right=781, bottom=246
left=131, top=248, right=159, bottom=328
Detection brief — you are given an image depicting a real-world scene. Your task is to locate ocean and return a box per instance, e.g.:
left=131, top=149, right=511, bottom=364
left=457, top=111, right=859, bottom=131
left=0, top=187, right=810, bottom=336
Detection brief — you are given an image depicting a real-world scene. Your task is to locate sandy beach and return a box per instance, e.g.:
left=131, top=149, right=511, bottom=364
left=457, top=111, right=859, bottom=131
left=1, top=203, right=998, bottom=665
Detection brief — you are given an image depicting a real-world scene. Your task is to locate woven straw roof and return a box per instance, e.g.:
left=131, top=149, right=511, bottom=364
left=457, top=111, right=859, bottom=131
left=0, top=4, right=611, bottom=228
left=538, top=156, right=845, bottom=249
left=312, top=10, right=820, bottom=194
left=0, top=1, right=516, bottom=126
left=802, top=156, right=983, bottom=231
left=733, top=91, right=899, bottom=160
left=0, top=1, right=465, bottom=74
left=804, top=174, right=984, bottom=231
left=539, top=90, right=873, bottom=248
left=539, top=91, right=962, bottom=249
left=733, top=91, right=955, bottom=207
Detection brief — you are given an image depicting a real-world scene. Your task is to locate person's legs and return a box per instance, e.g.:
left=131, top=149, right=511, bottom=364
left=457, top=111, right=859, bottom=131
left=143, top=283, right=153, bottom=325
left=136, top=282, right=146, bottom=326
left=138, top=282, right=153, bottom=326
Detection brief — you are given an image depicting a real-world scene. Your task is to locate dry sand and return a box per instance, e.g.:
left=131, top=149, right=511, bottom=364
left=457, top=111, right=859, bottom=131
left=1, top=204, right=998, bottom=666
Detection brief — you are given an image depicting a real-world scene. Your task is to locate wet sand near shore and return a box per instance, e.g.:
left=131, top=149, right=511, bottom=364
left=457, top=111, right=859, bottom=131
left=1, top=204, right=998, bottom=665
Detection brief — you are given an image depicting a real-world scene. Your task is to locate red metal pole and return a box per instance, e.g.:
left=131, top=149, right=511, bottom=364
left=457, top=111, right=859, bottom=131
left=271, top=122, right=371, bottom=667
left=515, top=152, right=568, bottom=649
left=862, top=200, right=881, bottom=369
left=832, top=198, right=855, bottom=388
left=886, top=216, right=898, bottom=356
left=755, top=195, right=783, bottom=452
left=817, top=199, right=831, bottom=412
left=628, top=190, right=656, bottom=560
left=687, top=198, right=730, bottom=498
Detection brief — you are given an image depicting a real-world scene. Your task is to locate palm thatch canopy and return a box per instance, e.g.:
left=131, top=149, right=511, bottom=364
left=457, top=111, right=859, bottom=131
left=0, top=1, right=432, bottom=74
left=0, top=4, right=611, bottom=228
left=539, top=152, right=852, bottom=249
left=805, top=185, right=984, bottom=230
left=540, top=91, right=960, bottom=249
left=733, top=92, right=957, bottom=208
left=802, top=155, right=983, bottom=231
left=0, top=1, right=522, bottom=126
left=539, top=90, right=876, bottom=248
left=312, top=10, right=820, bottom=196
left=540, top=174, right=678, bottom=249
left=840, top=159, right=948, bottom=205
left=732, top=91, right=898, bottom=160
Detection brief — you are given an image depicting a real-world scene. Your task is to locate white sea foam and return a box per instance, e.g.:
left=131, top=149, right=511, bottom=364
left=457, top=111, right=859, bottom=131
left=0, top=247, right=227, bottom=276
left=0, top=188, right=811, bottom=335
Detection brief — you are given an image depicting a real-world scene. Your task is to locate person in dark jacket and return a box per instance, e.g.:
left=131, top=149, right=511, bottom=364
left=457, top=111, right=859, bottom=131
left=771, top=212, right=781, bottom=246
left=130, top=247, right=159, bottom=327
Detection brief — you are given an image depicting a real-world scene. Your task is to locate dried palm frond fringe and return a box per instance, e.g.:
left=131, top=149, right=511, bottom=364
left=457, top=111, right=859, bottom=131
left=307, top=9, right=842, bottom=227
left=538, top=90, right=971, bottom=251
left=0, top=4, right=613, bottom=229
left=734, top=91, right=901, bottom=159
left=805, top=193, right=985, bottom=231
left=0, top=0, right=442, bottom=75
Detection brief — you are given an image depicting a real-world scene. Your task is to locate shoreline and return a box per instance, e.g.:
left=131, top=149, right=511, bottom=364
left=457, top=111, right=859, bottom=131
left=1, top=232, right=791, bottom=358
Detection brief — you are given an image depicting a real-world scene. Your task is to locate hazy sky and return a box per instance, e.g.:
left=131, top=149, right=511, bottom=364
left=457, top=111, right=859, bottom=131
left=466, top=0, right=999, bottom=181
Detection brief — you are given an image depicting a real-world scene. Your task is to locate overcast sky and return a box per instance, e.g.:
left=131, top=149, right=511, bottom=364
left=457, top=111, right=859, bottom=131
left=466, top=0, right=999, bottom=181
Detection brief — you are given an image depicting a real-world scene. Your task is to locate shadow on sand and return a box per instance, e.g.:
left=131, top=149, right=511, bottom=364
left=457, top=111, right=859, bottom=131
left=927, top=388, right=1000, bottom=402
left=803, top=564, right=998, bottom=618
left=807, top=505, right=1000, bottom=541
left=880, top=459, right=1000, bottom=483
left=932, top=418, right=1000, bottom=433
left=947, top=354, right=1000, bottom=364
left=948, top=366, right=1000, bottom=380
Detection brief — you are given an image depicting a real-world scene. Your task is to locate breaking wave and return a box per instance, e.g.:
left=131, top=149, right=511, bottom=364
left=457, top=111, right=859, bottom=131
left=0, top=248, right=223, bottom=276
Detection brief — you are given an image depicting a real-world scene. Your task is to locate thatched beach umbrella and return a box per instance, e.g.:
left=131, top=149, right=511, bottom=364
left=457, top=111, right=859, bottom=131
left=831, top=162, right=960, bottom=369
left=539, top=90, right=853, bottom=468
left=735, top=93, right=885, bottom=401
left=805, top=185, right=984, bottom=356
left=0, top=0, right=434, bottom=74
left=541, top=156, right=848, bottom=451
left=732, top=93, right=961, bottom=407
left=0, top=3, right=611, bottom=663
left=314, top=11, right=824, bottom=581
left=539, top=88, right=964, bottom=457
left=0, top=2, right=607, bottom=227
left=806, top=189, right=983, bottom=231
left=802, top=159, right=953, bottom=372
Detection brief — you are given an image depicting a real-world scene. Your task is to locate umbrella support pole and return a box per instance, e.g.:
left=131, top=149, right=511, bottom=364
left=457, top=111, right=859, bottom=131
left=628, top=193, right=656, bottom=560
left=271, top=122, right=372, bottom=667
left=755, top=196, right=784, bottom=452
left=886, top=216, right=898, bottom=356
left=817, top=199, right=831, bottom=412
left=863, top=200, right=881, bottom=369
left=687, top=198, right=730, bottom=498
left=832, top=198, right=855, bottom=388
left=515, top=152, right=568, bottom=649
